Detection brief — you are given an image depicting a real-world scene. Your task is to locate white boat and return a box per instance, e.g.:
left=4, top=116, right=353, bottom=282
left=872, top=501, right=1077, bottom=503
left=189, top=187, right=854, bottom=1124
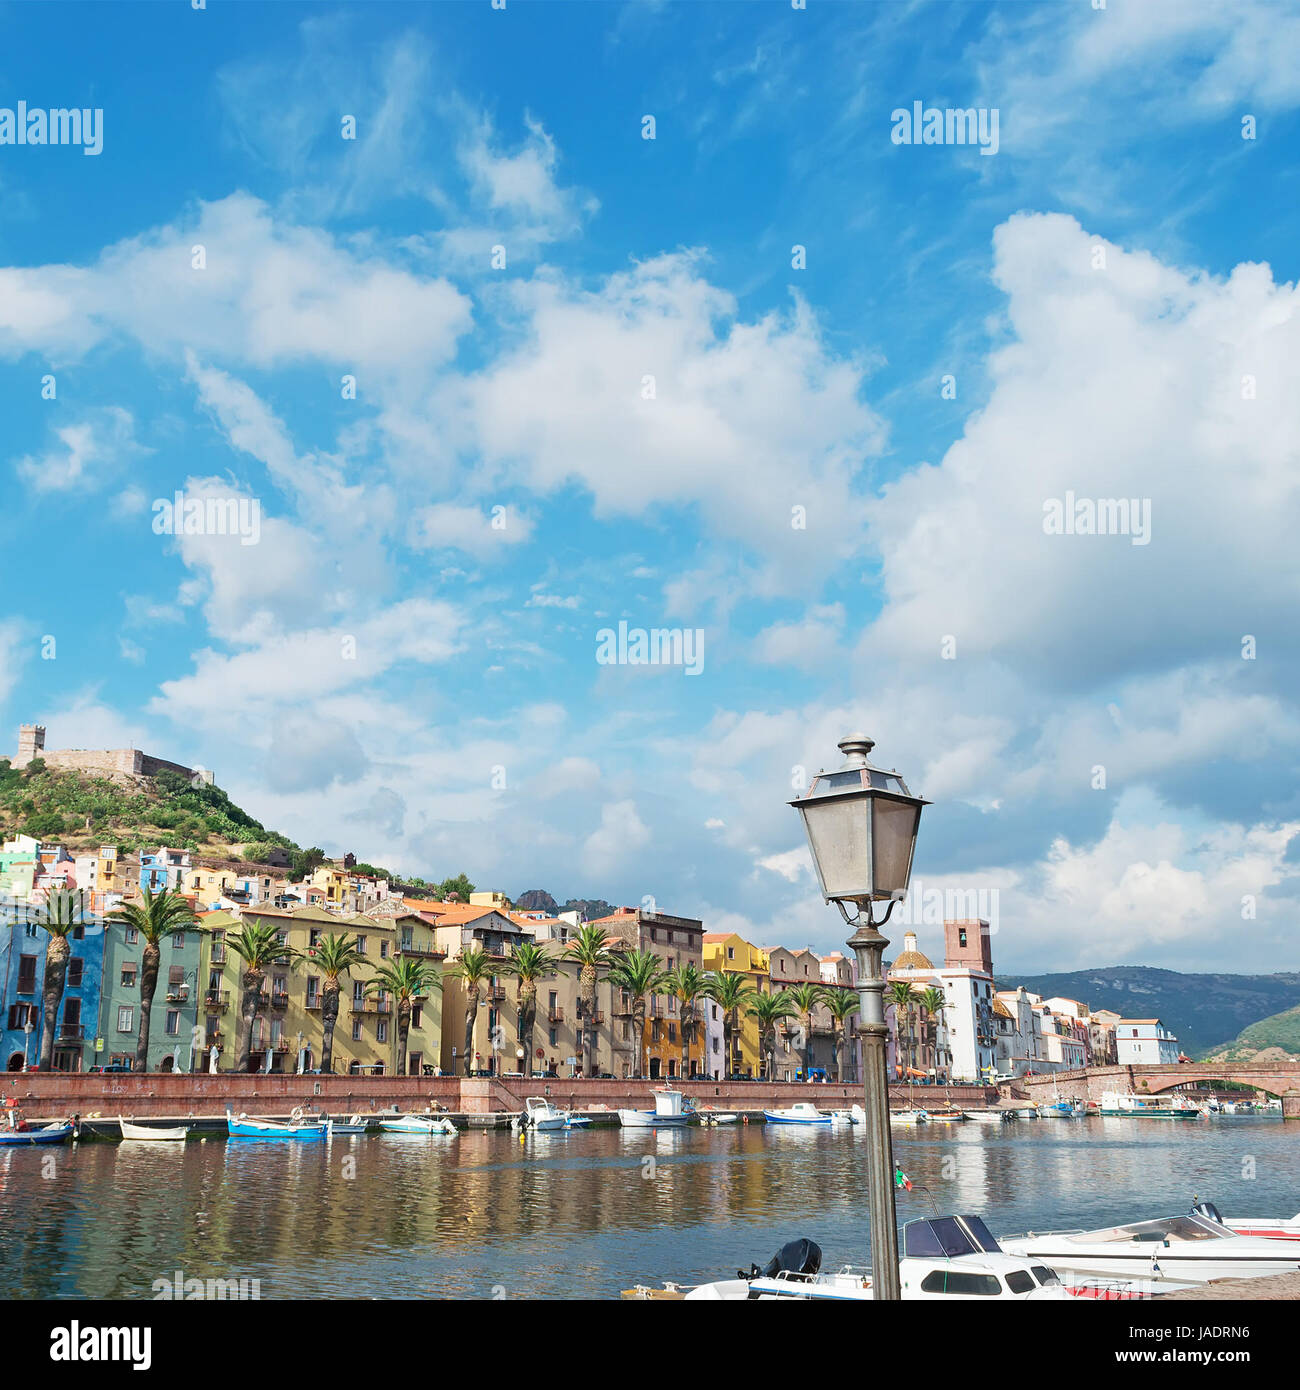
left=889, top=1108, right=928, bottom=1126
left=331, top=1114, right=373, bottom=1135
left=697, top=1108, right=739, bottom=1125
left=964, top=1110, right=1013, bottom=1124
left=849, top=1104, right=866, bottom=1125
left=1013, top=1107, right=1040, bottom=1119
left=660, top=1216, right=1072, bottom=1301
left=524, top=1097, right=569, bottom=1131
left=377, top=1114, right=457, bottom=1135
left=1200, top=1199, right=1300, bottom=1242
left=119, top=1116, right=189, bottom=1141
left=764, top=1103, right=831, bottom=1125
left=1002, top=1210, right=1300, bottom=1286
left=618, top=1088, right=694, bottom=1128
left=1097, top=1091, right=1199, bottom=1119
left=828, top=1110, right=855, bottom=1126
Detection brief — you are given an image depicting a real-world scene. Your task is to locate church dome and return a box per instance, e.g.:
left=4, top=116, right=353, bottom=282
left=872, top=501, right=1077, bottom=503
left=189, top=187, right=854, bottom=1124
left=892, top=931, right=933, bottom=970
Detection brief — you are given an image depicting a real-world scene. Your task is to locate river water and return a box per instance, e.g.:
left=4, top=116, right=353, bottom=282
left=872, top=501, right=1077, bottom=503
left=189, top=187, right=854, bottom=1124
left=1, top=1116, right=1295, bottom=1299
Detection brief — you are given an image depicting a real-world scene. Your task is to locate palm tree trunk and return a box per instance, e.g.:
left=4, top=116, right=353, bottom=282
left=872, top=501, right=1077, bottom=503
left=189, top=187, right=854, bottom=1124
left=634, top=1001, right=646, bottom=1078
left=803, top=1012, right=813, bottom=1080
left=463, top=986, right=478, bottom=1075
left=396, top=1001, right=410, bottom=1075
left=136, top=941, right=160, bottom=1072
left=580, top=965, right=596, bottom=1077
left=39, top=937, right=70, bottom=1070
left=321, top=983, right=339, bottom=1073
left=237, top=969, right=264, bottom=1073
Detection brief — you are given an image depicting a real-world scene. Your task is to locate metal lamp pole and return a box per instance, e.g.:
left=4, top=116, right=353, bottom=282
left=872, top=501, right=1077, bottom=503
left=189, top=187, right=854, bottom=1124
left=847, top=905, right=901, bottom=1301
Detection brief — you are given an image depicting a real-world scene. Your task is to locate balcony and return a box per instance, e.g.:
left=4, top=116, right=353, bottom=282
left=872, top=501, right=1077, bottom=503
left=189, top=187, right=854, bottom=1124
left=204, top=989, right=229, bottom=1012
left=210, top=947, right=227, bottom=965
left=374, top=999, right=393, bottom=1015
left=588, top=1010, right=606, bottom=1025
left=269, top=991, right=290, bottom=1011
left=166, top=985, right=191, bottom=1002
left=398, top=941, right=443, bottom=958
left=305, top=995, right=323, bottom=1011
left=486, top=985, right=507, bottom=1003
left=350, top=998, right=376, bottom=1014
left=612, top=999, right=633, bottom=1016
left=547, top=1005, right=565, bottom=1023
left=57, top=1023, right=85, bottom=1041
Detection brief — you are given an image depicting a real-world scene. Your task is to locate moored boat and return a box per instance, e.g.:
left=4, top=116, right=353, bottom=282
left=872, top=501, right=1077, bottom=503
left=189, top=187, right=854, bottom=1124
left=889, top=1108, right=928, bottom=1125
left=377, top=1114, right=457, bottom=1135
left=618, top=1088, right=694, bottom=1128
left=523, top=1097, right=569, bottom=1131
left=764, top=1102, right=832, bottom=1125
left=1001, top=1210, right=1300, bottom=1286
left=925, top=1108, right=966, bottom=1123
left=119, top=1116, right=189, bottom=1141
left=0, top=1119, right=74, bottom=1146
left=225, top=1107, right=330, bottom=1140
left=1097, top=1091, right=1200, bottom=1119
left=330, top=1114, right=374, bottom=1135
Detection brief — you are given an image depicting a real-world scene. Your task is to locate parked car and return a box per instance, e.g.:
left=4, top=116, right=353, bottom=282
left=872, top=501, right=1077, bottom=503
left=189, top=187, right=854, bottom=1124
left=88, top=1063, right=132, bottom=1073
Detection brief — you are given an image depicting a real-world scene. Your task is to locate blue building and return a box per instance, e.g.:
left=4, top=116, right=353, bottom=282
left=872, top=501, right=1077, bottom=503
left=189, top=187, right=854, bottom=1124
left=139, top=847, right=190, bottom=894
left=0, top=893, right=105, bottom=1072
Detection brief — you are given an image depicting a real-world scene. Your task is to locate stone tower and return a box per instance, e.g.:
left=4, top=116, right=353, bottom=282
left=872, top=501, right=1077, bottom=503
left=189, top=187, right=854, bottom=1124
left=16, top=724, right=46, bottom=767
left=943, top=918, right=994, bottom=972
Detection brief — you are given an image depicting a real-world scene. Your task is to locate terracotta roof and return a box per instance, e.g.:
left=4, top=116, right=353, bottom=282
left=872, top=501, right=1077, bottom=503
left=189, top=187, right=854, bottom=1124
left=993, top=998, right=1014, bottom=1019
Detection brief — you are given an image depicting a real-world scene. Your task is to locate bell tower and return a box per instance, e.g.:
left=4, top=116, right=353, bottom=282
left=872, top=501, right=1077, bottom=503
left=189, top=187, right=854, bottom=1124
left=943, top=918, right=993, bottom=972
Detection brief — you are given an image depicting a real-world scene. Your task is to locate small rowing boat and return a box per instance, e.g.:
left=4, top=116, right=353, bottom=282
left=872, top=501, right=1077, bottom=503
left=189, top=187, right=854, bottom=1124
left=119, top=1116, right=189, bottom=1141
left=0, top=1120, right=73, bottom=1146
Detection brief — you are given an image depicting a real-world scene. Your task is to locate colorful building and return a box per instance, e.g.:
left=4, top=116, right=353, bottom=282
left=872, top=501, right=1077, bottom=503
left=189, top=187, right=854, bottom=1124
left=97, top=908, right=203, bottom=1070
left=0, top=892, right=105, bottom=1072
left=701, top=931, right=770, bottom=1078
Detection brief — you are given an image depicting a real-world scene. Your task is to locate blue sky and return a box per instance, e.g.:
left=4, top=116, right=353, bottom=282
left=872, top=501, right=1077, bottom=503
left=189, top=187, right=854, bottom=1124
left=3, top=0, right=1299, bottom=972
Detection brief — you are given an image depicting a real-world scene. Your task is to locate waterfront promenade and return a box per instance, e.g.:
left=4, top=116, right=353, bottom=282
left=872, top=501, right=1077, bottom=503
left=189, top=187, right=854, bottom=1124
left=3, top=1070, right=995, bottom=1122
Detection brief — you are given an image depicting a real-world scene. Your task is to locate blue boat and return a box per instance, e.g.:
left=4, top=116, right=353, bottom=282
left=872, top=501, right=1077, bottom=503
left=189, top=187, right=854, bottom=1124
left=0, top=1121, right=74, bottom=1145
left=225, top=1107, right=330, bottom=1140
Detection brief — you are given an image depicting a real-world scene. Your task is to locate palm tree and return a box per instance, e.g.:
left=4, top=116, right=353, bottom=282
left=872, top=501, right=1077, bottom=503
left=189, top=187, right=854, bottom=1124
left=607, top=949, right=667, bottom=1078
left=918, top=986, right=947, bottom=1078
left=565, top=925, right=612, bottom=1077
left=447, top=945, right=495, bottom=1076
left=33, top=890, right=87, bottom=1071
left=106, top=887, right=200, bottom=1072
left=705, top=971, right=758, bottom=1079
left=661, top=962, right=710, bottom=1079
left=303, top=933, right=365, bottom=1073
left=747, top=992, right=796, bottom=1080
left=887, top=980, right=918, bottom=1080
left=227, top=922, right=300, bottom=1072
left=366, top=957, right=442, bottom=1075
left=502, top=941, right=554, bottom=1075
left=784, top=983, right=825, bottom=1081
left=823, top=989, right=861, bottom=1083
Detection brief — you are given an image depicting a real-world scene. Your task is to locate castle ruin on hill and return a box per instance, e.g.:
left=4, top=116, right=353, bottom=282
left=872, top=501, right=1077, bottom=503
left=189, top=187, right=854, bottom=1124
left=11, top=724, right=214, bottom=786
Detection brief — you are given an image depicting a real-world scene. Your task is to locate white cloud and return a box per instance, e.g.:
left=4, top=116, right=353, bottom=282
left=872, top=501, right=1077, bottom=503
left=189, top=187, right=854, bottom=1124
left=582, top=799, right=651, bottom=878
left=14, top=408, right=141, bottom=492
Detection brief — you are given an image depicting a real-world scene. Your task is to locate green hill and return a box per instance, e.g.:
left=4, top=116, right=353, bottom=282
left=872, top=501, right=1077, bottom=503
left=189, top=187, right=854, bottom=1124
left=1204, top=1004, right=1300, bottom=1064
left=0, top=757, right=300, bottom=861
left=994, top=965, right=1300, bottom=1058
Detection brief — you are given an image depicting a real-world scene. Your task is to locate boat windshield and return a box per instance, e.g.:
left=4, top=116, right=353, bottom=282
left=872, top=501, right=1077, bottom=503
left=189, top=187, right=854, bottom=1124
left=903, top=1216, right=1003, bottom=1259
left=1084, top=1215, right=1230, bottom=1245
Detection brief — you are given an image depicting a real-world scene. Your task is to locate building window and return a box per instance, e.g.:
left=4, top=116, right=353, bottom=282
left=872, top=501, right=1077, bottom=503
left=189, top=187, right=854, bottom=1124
left=549, top=1028, right=558, bottom=1046
left=173, top=932, right=186, bottom=949
left=726, top=946, right=734, bottom=960
left=380, top=941, right=389, bottom=959
left=121, top=965, right=137, bottom=988
left=352, top=1020, right=362, bottom=1041
left=117, top=1006, right=134, bottom=1033
left=165, top=1010, right=180, bottom=1036
left=377, top=1021, right=388, bottom=1043
left=412, top=1006, right=422, bottom=1028
left=67, top=958, right=84, bottom=988
left=16, top=956, right=37, bottom=993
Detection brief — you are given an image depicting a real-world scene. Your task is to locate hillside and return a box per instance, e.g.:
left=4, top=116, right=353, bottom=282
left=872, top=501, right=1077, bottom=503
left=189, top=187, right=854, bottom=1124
left=515, top=888, right=616, bottom=921
left=995, top=966, right=1300, bottom=1058
left=0, top=757, right=299, bottom=861
left=1203, top=1003, right=1300, bottom=1064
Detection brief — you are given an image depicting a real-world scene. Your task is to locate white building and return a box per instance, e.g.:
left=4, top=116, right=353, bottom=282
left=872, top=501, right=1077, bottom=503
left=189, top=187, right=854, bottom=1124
left=1114, top=1018, right=1180, bottom=1065
left=887, top=921, right=996, bottom=1084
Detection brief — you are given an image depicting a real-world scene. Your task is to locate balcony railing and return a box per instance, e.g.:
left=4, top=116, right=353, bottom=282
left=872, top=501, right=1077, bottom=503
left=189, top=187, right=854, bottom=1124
left=210, top=947, right=227, bottom=965
left=350, top=998, right=376, bottom=1013
left=612, top=999, right=633, bottom=1016
left=547, top=1006, right=565, bottom=1023
left=305, top=995, right=323, bottom=1011
left=486, top=985, right=507, bottom=1003
left=166, top=985, right=191, bottom=1002
left=588, top=1010, right=606, bottom=1025
left=204, top=989, right=229, bottom=1011
left=57, top=1023, right=85, bottom=1041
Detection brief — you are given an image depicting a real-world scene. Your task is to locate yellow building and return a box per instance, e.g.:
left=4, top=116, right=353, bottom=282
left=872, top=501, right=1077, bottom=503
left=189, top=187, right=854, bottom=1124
left=198, top=905, right=444, bottom=1075
left=702, top=932, right=771, bottom=1078
left=309, top=865, right=349, bottom=908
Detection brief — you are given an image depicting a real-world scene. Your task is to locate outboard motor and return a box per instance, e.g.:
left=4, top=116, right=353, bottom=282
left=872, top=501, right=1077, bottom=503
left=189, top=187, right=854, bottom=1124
left=1192, top=1200, right=1224, bottom=1225
left=739, top=1237, right=823, bottom=1281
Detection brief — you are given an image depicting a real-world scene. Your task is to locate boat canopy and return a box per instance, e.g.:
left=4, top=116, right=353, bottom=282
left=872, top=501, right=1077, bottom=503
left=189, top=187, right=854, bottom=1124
left=903, top=1215, right=1002, bottom=1260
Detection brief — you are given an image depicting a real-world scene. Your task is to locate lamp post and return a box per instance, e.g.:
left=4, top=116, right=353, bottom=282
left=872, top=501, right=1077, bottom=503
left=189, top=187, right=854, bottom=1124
left=789, top=733, right=928, bottom=1301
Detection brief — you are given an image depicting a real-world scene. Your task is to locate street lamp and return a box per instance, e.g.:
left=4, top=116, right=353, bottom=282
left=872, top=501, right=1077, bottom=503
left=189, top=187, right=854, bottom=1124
left=789, top=733, right=928, bottom=1301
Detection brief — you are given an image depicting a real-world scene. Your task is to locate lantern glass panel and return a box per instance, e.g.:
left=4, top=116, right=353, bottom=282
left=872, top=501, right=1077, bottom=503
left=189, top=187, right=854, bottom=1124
left=800, top=797, right=870, bottom=901
left=871, top=797, right=920, bottom=897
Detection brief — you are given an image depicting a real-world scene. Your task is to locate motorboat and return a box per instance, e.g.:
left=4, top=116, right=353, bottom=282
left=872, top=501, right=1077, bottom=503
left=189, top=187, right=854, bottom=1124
left=1001, top=1210, right=1300, bottom=1286
left=618, top=1089, right=694, bottom=1128
left=697, top=1108, right=739, bottom=1126
left=330, top=1114, right=374, bottom=1135
left=565, top=1114, right=594, bottom=1129
left=1097, top=1091, right=1199, bottom=1119
left=1013, top=1106, right=1040, bottom=1119
left=889, top=1108, right=928, bottom=1125
left=119, top=1116, right=189, bottom=1141
left=1200, top=1199, right=1300, bottom=1242
left=523, top=1097, right=569, bottom=1131
left=925, top=1109, right=967, bottom=1123
left=764, top=1103, right=832, bottom=1125
left=1221, top=1100, right=1254, bottom=1115
left=226, top=1107, right=330, bottom=1140
left=377, top=1114, right=457, bottom=1135
left=1040, top=1100, right=1084, bottom=1118
left=964, top=1109, right=1013, bottom=1123
left=629, top=1216, right=1071, bottom=1301
left=0, top=1119, right=74, bottom=1145
left=828, top=1110, right=855, bottom=1126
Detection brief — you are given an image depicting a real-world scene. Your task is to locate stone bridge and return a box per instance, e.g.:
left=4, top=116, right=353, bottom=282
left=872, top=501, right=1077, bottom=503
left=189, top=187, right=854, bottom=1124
left=1013, top=1064, right=1300, bottom=1117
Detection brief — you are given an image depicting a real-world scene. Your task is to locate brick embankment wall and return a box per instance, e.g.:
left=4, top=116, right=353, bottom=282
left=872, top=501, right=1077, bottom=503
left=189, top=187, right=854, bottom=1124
left=4, top=1072, right=997, bottom=1120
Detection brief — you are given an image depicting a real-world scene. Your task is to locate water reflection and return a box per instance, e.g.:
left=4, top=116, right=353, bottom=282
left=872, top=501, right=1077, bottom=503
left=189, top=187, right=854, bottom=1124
left=0, top=1117, right=1293, bottom=1299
